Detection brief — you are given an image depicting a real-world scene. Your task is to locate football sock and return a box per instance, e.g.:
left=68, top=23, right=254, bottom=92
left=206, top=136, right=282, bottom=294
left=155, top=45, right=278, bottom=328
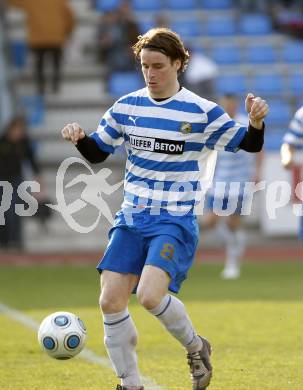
left=226, top=228, right=246, bottom=269
left=149, top=294, right=202, bottom=354
left=103, top=309, right=141, bottom=387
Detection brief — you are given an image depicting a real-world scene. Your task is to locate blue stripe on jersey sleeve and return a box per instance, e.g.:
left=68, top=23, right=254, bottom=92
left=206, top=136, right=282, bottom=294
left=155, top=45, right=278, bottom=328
left=289, top=129, right=303, bottom=138
left=104, top=125, right=121, bottom=139
left=90, top=133, right=115, bottom=154
left=207, top=105, right=225, bottom=123
left=224, top=126, right=247, bottom=152
left=205, top=120, right=236, bottom=149
left=125, top=170, right=201, bottom=191
left=128, top=154, right=199, bottom=172
left=118, top=96, right=205, bottom=114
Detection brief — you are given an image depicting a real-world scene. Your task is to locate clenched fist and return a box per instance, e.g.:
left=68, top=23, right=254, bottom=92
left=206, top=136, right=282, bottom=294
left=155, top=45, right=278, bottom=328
left=245, top=93, right=269, bottom=129
left=61, top=122, right=85, bottom=145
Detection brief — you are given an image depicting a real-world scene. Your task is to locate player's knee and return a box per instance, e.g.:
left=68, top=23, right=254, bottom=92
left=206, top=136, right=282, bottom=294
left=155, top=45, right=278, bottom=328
left=136, top=289, right=160, bottom=310
left=99, top=293, right=124, bottom=314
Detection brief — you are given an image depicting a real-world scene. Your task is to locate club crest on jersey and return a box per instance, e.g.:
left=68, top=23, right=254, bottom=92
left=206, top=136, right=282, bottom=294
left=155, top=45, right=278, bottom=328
left=180, top=122, right=192, bottom=134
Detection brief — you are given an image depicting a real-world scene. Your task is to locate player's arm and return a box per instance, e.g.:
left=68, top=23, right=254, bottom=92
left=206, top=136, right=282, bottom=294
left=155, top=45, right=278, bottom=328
left=238, top=93, right=268, bottom=153
left=61, top=122, right=109, bottom=163
left=281, top=142, right=294, bottom=169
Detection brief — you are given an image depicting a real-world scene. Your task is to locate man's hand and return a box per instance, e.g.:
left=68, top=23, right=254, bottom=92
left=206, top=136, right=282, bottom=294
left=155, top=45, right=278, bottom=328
left=61, top=123, right=85, bottom=145
left=245, top=93, right=269, bottom=129
left=281, top=143, right=294, bottom=169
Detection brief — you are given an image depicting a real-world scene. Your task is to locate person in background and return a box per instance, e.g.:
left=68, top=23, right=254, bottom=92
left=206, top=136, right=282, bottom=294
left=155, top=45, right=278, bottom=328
left=96, top=0, right=140, bottom=74
left=0, top=116, right=41, bottom=249
left=281, top=105, right=303, bottom=239
left=202, top=94, right=263, bottom=279
left=8, top=0, right=75, bottom=95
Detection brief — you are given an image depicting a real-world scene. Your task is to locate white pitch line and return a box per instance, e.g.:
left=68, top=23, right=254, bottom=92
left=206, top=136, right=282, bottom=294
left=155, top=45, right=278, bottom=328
left=0, top=302, right=166, bottom=390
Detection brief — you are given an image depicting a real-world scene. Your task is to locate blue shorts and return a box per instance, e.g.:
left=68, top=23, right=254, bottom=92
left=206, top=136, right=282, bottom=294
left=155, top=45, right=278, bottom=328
left=96, top=210, right=199, bottom=293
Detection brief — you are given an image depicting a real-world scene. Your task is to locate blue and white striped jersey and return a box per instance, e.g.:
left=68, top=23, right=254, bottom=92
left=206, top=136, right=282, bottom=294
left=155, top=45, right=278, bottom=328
left=283, top=106, right=303, bottom=150
left=209, top=113, right=256, bottom=198
left=90, top=87, right=247, bottom=214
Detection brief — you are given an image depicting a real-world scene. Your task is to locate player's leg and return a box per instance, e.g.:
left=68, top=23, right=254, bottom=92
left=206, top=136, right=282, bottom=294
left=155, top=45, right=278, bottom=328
left=100, top=271, right=142, bottom=389
left=97, top=226, right=146, bottom=390
left=137, top=233, right=212, bottom=389
left=221, top=214, right=246, bottom=279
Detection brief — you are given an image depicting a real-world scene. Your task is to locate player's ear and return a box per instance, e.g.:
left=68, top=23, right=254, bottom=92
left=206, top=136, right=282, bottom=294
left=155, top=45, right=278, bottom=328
left=174, top=59, right=181, bottom=72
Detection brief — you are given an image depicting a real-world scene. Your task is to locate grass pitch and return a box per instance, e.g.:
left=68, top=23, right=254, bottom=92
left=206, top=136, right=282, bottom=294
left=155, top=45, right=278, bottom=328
left=0, top=262, right=303, bottom=389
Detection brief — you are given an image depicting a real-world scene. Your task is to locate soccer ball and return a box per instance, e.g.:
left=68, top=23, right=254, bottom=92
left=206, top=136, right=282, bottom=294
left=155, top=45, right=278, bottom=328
left=38, top=311, right=87, bottom=360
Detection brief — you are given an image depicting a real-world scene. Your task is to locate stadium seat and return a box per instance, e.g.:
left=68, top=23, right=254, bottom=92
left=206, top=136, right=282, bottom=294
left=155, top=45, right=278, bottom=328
left=200, top=0, right=232, bottom=9
left=95, top=0, right=120, bottom=11
left=264, top=130, right=285, bottom=151
left=138, top=20, right=155, bottom=34
left=250, top=73, right=284, bottom=95
left=20, top=95, right=45, bottom=127
left=108, top=72, right=144, bottom=97
left=170, top=19, right=200, bottom=38
left=166, top=0, right=196, bottom=10
left=288, top=73, right=303, bottom=96
left=215, top=74, right=247, bottom=94
left=239, top=14, right=272, bottom=35
left=245, top=44, right=276, bottom=64
left=10, top=40, right=27, bottom=69
left=205, top=16, right=236, bottom=36
left=282, top=42, right=303, bottom=63
left=266, top=99, right=292, bottom=126
left=132, top=0, right=162, bottom=11
left=211, top=44, right=241, bottom=64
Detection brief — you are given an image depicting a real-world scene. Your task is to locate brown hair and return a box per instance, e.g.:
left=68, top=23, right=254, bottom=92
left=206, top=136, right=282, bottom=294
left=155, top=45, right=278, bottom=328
left=132, top=27, right=190, bottom=73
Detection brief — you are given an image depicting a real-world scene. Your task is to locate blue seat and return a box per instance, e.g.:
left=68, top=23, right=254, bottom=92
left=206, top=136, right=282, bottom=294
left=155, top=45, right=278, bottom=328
left=264, top=130, right=285, bottom=151
left=245, top=44, right=276, bottom=64
left=251, top=73, right=284, bottom=95
left=211, top=44, right=241, bottom=64
left=170, top=19, right=200, bottom=38
left=10, top=41, right=27, bottom=69
left=215, top=75, right=247, bottom=94
left=166, top=0, right=196, bottom=10
left=95, top=0, right=121, bottom=11
left=200, top=0, right=232, bottom=9
left=266, top=100, right=292, bottom=126
left=108, top=72, right=144, bottom=97
left=205, top=16, right=236, bottom=36
left=132, top=0, right=162, bottom=11
left=239, top=14, right=272, bottom=35
left=20, top=95, right=45, bottom=127
left=288, top=73, right=303, bottom=96
left=282, top=42, right=303, bottom=63
left=138, top=20, right=155, bottom=34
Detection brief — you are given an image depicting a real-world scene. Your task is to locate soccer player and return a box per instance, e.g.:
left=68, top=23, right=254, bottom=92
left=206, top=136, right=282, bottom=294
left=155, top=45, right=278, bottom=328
left=203, top=94, right=263, bottom=279
left=61, top=28, right=268, bottom=390
left=281, top=105, right=303, bottom=240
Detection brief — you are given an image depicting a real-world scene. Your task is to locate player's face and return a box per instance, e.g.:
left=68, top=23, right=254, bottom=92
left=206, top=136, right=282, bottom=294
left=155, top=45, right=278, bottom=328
left=140, top=49, right=181, bottom=98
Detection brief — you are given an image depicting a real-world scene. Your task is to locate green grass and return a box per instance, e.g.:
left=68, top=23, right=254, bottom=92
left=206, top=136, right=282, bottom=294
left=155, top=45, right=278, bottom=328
left=1, top=262, right=303, bottom=389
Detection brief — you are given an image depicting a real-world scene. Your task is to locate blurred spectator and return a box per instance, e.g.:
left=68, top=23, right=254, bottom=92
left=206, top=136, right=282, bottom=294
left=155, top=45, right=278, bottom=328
left=281, top=105, right=303, bottom=239
left=8, top=0, right=75, bottom=94
left=0, top=116, right=41, bottom=250
left=181, top=47, right=218, bottom=100
left=270, top=0, right=303, bottom=39
left=201, top=94, right=263, bottom=279
left=96, top=1, right=140, bottom=81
